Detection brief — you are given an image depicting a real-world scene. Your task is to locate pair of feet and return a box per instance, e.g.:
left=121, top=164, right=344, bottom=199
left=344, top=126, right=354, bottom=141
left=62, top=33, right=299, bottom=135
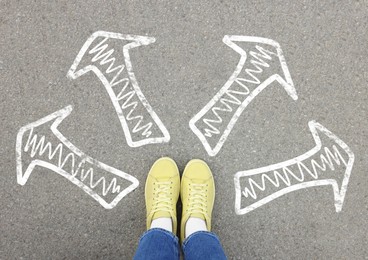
left=145, top=157, right=215, bottom=242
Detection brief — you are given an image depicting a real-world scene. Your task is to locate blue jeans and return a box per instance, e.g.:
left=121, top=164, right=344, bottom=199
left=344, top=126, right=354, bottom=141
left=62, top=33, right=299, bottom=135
left=134, top=228, right=227, bottom=260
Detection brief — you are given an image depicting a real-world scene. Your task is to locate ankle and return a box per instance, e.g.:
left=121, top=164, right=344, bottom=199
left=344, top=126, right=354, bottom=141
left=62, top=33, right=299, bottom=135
left=150, top=217, right=173, bottom=233
left=185, top=217, right=207, bottom=238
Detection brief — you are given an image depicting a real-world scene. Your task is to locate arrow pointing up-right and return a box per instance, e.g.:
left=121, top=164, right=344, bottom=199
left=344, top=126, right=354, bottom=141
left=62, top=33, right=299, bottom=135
left=224, top=35, right=297, bottom=99
left=190, top=36, right=298, bottom=156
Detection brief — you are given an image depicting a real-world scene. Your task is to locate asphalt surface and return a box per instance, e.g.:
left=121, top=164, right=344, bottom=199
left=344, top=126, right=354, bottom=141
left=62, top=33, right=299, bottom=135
left=1, top=1, right=368, bottom=259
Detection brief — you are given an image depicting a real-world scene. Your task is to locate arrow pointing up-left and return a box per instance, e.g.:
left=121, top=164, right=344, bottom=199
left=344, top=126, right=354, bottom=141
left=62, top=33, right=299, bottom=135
left=67, top=31, right=170, bottom=148
left=16, top=105, right=139, bottom=209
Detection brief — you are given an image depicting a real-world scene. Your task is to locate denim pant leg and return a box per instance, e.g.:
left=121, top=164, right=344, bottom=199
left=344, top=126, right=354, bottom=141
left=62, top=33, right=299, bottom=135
left=134, top=228, right=180, bottom=260
left=182, top=231, right=227, bottom=260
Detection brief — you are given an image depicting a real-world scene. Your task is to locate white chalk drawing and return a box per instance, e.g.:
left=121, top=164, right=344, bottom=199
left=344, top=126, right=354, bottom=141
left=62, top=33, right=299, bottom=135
left=67, top=31, right=170, bottom=147
left=16, top=105, right=139, bottom=209
left=190, top=36, right=298, bottom=156
left=234, top=121, right=354, bottom=215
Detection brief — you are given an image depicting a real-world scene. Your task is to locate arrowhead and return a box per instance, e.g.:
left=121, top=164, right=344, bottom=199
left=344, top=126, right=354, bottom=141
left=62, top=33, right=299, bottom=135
left=67, top=31, right=155, bottom=80
left=16, top=105, right=139, bottom=209
left=223, top=35, right=298, bottom=100
left=308, top=121, right=355, bottom=212
left=16, top=105, right=73, bottom=185
left=234, top=121, right=355, bottom=215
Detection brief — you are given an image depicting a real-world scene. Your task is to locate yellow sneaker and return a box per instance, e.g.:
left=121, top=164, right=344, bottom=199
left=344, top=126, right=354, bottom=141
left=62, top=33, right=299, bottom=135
left=145, top=157, right=180, bottom=234
left=180, top=159, right=215, bottom=241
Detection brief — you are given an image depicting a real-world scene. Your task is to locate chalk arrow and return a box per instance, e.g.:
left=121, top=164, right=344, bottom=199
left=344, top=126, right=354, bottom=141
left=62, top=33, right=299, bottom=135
left=234, top=121, right=354, bottom=215
left=190, top=35, right=298, bottom=156
left=67, top=31, right=170, bottom=147
left=16, top=105, right=139, bottom=209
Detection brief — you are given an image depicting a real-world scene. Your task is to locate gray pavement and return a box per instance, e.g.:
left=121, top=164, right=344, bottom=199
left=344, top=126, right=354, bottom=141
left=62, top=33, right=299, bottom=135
left=1, top=1, right=368, bottom=259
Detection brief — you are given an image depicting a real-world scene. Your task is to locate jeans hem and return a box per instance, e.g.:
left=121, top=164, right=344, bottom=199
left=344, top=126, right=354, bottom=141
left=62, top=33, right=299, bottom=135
left=139, top=228, right=179, bottom=243
left=182, top=230, right=221, bottom=248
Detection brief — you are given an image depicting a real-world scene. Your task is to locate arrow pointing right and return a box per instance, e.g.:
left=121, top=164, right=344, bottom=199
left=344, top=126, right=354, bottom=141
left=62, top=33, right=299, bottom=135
left=67, top=31, right=170, bottom=147
left=16, top=105, right=139, bottom=209
left=234, top=121, right=355, bottom=215
left=190, top=36, right=298, bottom=156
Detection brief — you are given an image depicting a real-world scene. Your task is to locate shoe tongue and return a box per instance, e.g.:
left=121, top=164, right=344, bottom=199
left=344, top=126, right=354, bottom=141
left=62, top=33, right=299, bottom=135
left=156, top=177, right=171, bottom=183
left=192, top=178, right=207, bottom=184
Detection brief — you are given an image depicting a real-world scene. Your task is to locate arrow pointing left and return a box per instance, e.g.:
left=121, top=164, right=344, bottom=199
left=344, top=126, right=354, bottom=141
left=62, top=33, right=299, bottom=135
left=16, top=105, right=139, bottom=209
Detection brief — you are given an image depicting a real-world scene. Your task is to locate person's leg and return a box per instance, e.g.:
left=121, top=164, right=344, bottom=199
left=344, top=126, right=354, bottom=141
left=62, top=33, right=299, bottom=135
left=134, top=228, right=180, bottom=260
left=133, top=157, right=181, bottom=260
left=180, top=159, right=227, bottom=259
left=182, top=231, right=227, bottom=260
